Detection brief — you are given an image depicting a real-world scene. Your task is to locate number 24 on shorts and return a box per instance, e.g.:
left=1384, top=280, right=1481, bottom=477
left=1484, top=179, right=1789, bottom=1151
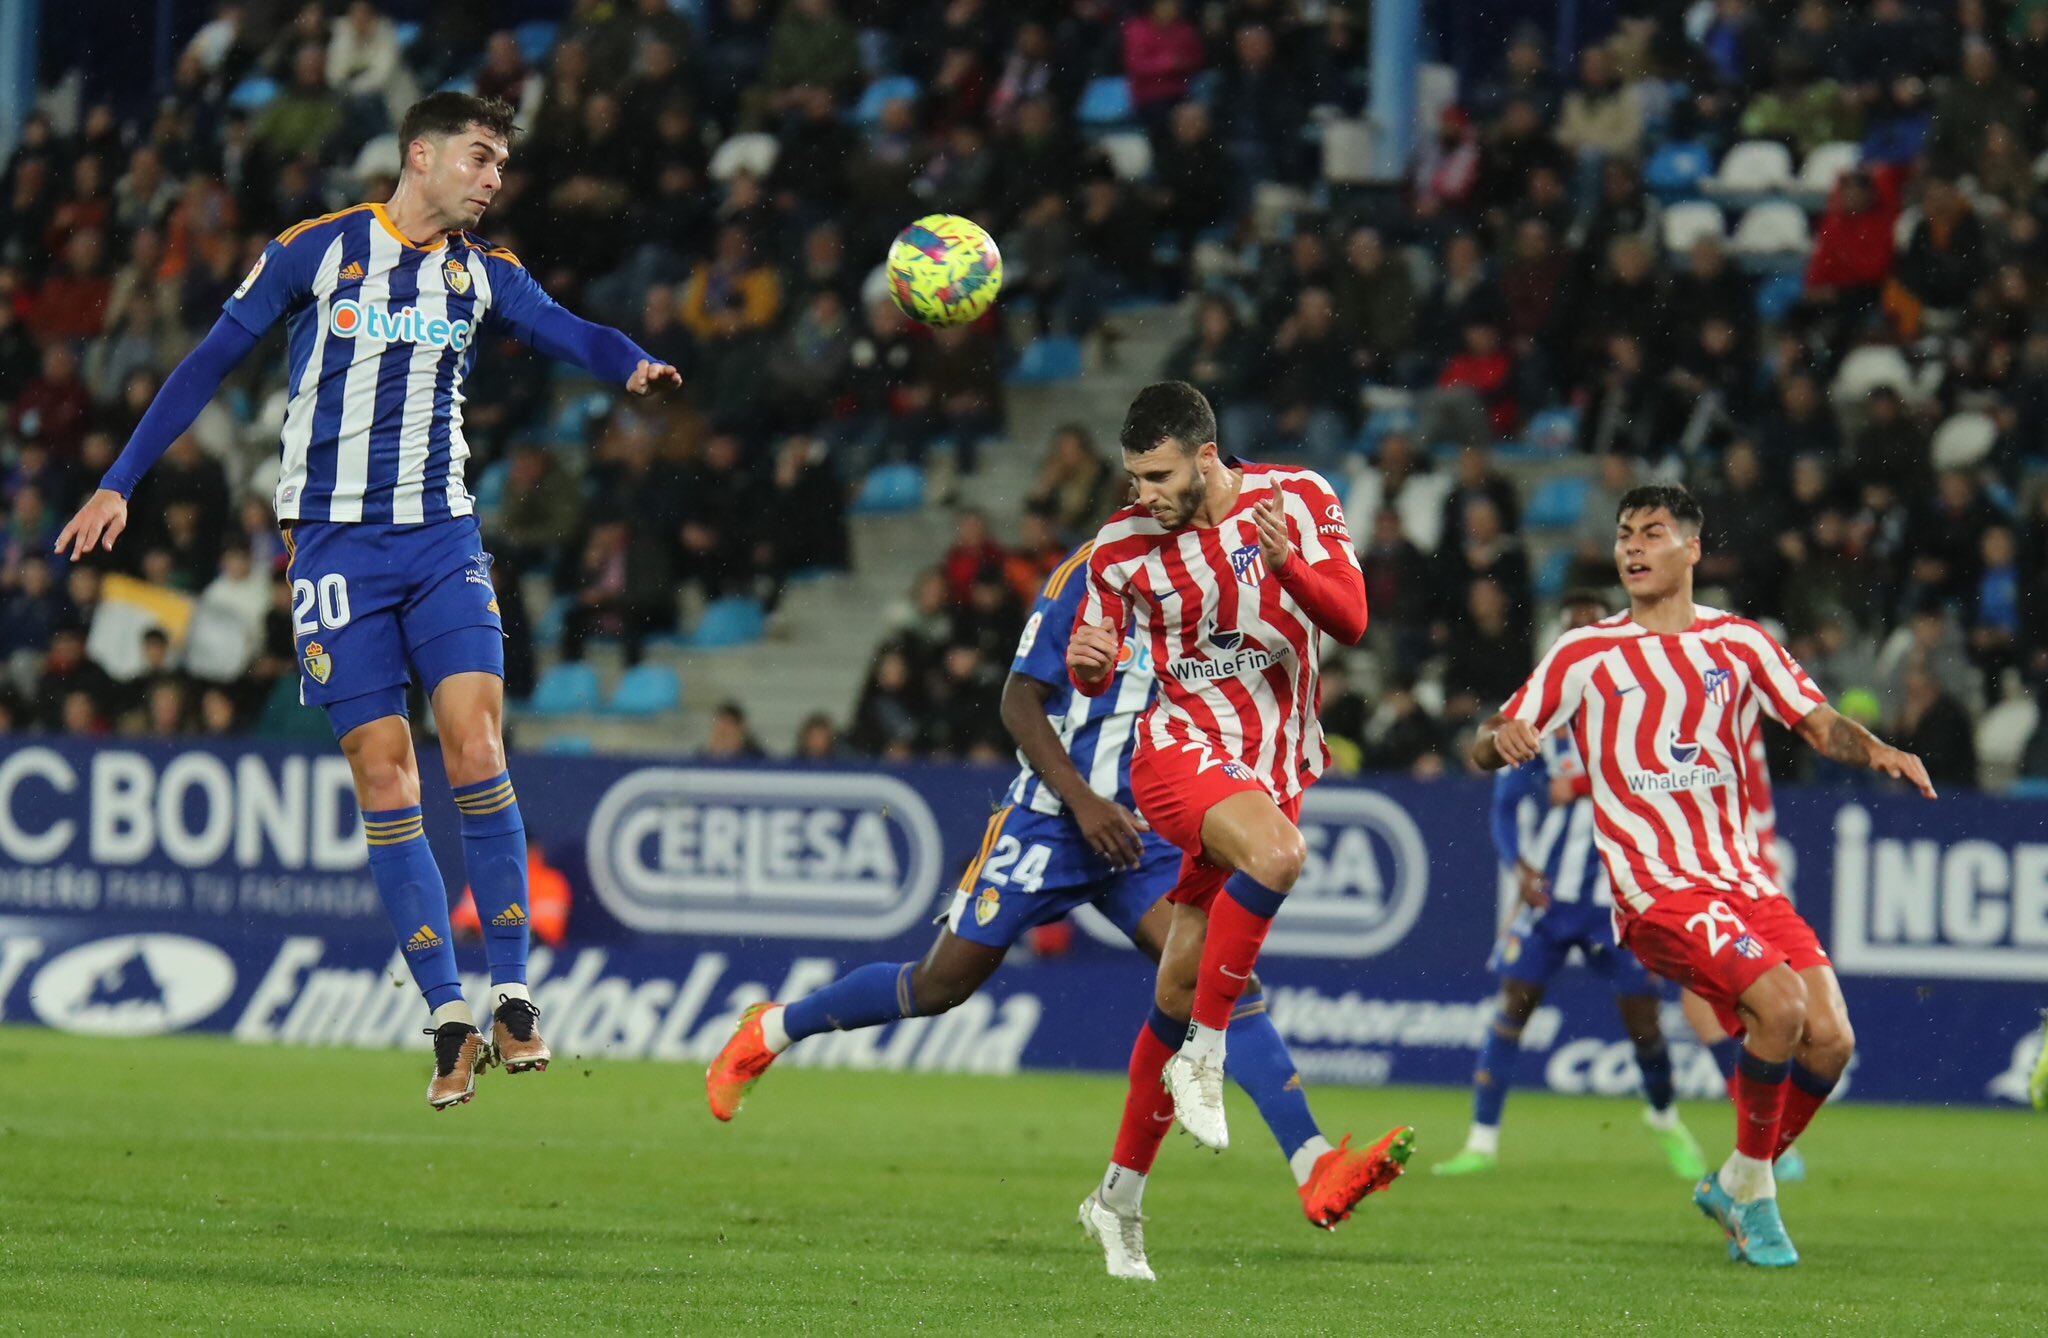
left=982, top=837, right=1049, bottom=892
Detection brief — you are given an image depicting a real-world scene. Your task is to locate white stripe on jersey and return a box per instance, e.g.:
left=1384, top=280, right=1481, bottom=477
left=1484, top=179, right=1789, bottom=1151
left=274, top=235, right=345, bottom=519
left=450, top=258, right=492, bottom=516
left=391, top=251, right=449, bottom=524
left=327, top=225, right=403, bottom=522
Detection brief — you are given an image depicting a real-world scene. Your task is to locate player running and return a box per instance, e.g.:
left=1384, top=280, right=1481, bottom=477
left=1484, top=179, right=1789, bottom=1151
left=1067, top=383, right=1412, bottom=1279
left=1470, top=484, right=1935, bottom=1268
left=1435, top=590, right=1707, bottom=1182
left=707, top=543, right=1406, bottom=1272
left=55, top=93, right=680, bottom=1110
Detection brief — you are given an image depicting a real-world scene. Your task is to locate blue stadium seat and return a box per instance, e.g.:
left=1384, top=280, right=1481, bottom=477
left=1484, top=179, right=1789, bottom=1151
left=1756, top=271, right=1806, bottom=325
left=228, top=77, right=280, bottom=111
left=535, top=594, right=572, bottom=649
left=527, top=663, right=601, bottom=715
left=470, top=457, right=512, bottom=518
left=1534, top=547, right=1576, bottom=599
left=1526, top=476, right=1592, bottom=531
left=1008, top=336, right=1083, bottom=385
left=607, top=663, right=682, bottom=716
left=539, top=733, right=595, bottom=755
left=854, top=76, right=920, bottom=126
left=1522, top=406, right=1581, bottom=453
left=514, top=21, right=561, bottom=65
left=691, top=597, right=766, bottom=650
left=1359, top=406, right=1420, bottom=455
left=853, top=463, right=926, bottom=515
left=1078, top=77, right=1134, bottom=127
left=2009, top=778, right=2048, bottom=799
left=394, top=21, right=420, bottom=50
left=1646, top=141, right=1713, bottom=200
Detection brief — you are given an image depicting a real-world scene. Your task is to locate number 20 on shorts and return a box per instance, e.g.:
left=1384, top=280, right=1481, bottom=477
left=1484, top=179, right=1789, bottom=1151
left=292, top=573, right=352, bottom=636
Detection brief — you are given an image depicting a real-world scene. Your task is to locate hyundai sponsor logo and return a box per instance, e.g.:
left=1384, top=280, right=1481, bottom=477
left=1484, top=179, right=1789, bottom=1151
left=585, top=769, right=945, bottom=938
left=28, top=934, right=236, bottom=1037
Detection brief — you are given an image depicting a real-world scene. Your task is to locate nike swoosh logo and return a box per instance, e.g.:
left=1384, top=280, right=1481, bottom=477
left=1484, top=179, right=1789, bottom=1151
left=1150, top=1112, right=1174, bottom=1124
left=1220, top=965, right=1251, bottom=981
left=1615, top=685, right=1640, bottom=696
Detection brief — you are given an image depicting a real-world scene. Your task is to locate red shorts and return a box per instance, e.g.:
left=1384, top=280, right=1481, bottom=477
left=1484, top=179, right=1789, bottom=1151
left=1131, top=743, right=1302, bottom=911
left=1622, top=891, right=1830, bottom=1038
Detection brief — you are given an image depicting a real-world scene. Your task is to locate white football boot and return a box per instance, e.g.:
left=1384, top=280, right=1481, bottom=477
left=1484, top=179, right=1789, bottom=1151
left=1163, top=1048, right=1230, bottom=1151
left=1078, top=1192, right=1156, bottom=1282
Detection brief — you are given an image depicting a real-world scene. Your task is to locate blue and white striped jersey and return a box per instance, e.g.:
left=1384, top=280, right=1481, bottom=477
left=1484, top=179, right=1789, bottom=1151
left=224, top=202, right=555, bottom=524
left=1004, top=544, right=1156, bottom=814
left=1490, top=729, right=1611, bottom=907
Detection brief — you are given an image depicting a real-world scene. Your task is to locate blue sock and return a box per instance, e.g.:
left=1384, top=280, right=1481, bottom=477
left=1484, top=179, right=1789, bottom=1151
left=1635, top=1038, right=1676, bottom=1112
left=1222, top=990, right=1321, bottom=1164
left=782, top=962, right=919, bottom=1042
left=452, top=771, right=529, bottom=987
left=363, top=806, right=462, bottom=1012
left=1708, top=1037, right=1742, bottom=1084
left=1472, top=1012, right=1524, bottom=1129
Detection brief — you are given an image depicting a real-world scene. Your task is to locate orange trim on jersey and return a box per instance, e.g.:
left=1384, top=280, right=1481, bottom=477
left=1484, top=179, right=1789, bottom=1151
left=281, top=526, right=297, bottom=577
left=485, top=246, right=524, bottom=269
left=369, top=202, right=448, bottom=253
left=275, top=203, right=375, bottom=247
left=955, top=807, right=1014, bottom=893
left=1041, top=543, right=1095, bottom=601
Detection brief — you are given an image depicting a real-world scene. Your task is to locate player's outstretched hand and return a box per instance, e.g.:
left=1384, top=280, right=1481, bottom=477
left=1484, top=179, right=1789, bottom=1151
left=1253, top=491, right=1293, bottom=572
left=626, top=360, right=682, bottom=395
left=1515, top=861, right=1551, bottom=910
left=1073, top=792, right=1149, bottom=870
left=1874, top=744, right=1938, bottom=800
left=1068, top=621, right=1119, bottom=686
left=1492, top=718, right=1541, bottom=767
left=54, top=489, right=128, bottom=562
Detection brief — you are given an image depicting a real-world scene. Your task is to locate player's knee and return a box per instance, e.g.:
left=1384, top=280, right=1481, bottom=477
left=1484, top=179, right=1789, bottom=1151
left=1240, top=828, right=1306, bottom=892
left=354, top=756, right=419, bottom=811
left=1754, top=972, right=1808, bottom=1041
left=1154, top=974, right=1194, bottom=1021
left=1498, top=986, right=1540, bottom=1028
left=909, top=968, right=972, bottom=1016
left=446, top=730, right=507, bottom=788
left=1804, top=1008, right=1855, bottom=1070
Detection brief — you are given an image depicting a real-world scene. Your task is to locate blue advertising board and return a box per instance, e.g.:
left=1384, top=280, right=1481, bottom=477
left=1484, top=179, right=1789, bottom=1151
left=0, top=739, right=2042, bottom=1106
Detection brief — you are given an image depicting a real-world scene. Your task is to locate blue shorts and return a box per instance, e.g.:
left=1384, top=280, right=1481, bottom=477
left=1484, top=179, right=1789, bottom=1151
left=943, top=805, right=1179, bottom=949
left=1491, top=900, right=1661, bottom=997
left=283, top=515, right=505, bottom=739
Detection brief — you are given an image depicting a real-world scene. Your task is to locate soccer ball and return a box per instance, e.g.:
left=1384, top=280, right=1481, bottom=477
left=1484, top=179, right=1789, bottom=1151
left=885, top=214, right=1003, bottom=327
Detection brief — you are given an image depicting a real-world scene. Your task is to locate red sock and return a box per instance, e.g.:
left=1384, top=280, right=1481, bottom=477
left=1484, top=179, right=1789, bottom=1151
left=1190, top=875, right=1284, bottom=1031
left=1109, top=1011, right=1181, bottom=1174
left=1733, top=1051, right=1790, bottom=1161
left=1774, top=1063, right=1837, bottom=1159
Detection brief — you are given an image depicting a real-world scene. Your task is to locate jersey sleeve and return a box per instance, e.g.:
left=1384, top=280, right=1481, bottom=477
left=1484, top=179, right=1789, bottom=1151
left=1501, top=633, right=1593, bottom=736
left=1011, top=563, right=1086, bottom=688
left=220, top=232, right=325, bottom=336
left=1489, top=759, right=1543, bottom=866
left=1736, top=623, right=1830, bottom=727
left=1280, top=471, right=1360, bottom=569
left=482, top=249, right=657, bottom=387
left=1070, top=544, right=1131, bottom=698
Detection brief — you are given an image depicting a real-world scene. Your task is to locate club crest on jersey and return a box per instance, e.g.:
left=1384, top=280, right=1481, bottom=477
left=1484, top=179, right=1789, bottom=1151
left=974, top=887, right=1001, bottom=927
left=1732, top=934, right=1764, bottom=960
left=1230, top=543, right=1267, bottom=586
left=1220, top=761, right=1257, bottom=782
left=1703, top=667, right=1732, bottom=705
left=442, top=257, right=471, bottom=295
left=302, top=641, right=332, bottom=685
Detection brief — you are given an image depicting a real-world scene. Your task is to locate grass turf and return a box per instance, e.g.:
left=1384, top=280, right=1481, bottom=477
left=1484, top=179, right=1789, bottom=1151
left=0, top=1027, right=2042, bottom=1334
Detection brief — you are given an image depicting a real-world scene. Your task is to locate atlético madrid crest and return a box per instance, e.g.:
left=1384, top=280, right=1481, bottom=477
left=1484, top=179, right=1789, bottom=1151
left=303, top=641, right=332, bottom=685
left=443, top=257, right=471, bottom=295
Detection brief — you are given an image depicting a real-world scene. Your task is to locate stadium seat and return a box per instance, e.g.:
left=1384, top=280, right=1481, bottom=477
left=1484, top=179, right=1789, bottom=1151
left=527, top=663, right=602, bottom=716
left=1078, top=77, right=1134, bottom=127
left=709, top=132, right=779, bottom=182
left=535, top=594, right=572, bottom=648
left=470, top=457, right=512, bottom=519
left=2009, top=777, right=2048, bottom=799
left=853, top=463, right=926, bottom=515
left=514, top=21, right=560, bottom=65
left=539, top=733, right=595, bottom=755
left=1730, top=202, right=1813, bottom=259
left=1976, top=689, right=2039, bottom=790
left=691, top=597, right=766, bottom=650
left=1830, top=345, right=1915, bottom=404
left=228, top=77, right=279, bottom=111
left=1525, top=476, right=1591, bottom=531
left=854, top=76, right=919, bottom=127
left=1932, top=411, right=1998, bottom=470
left=1705, top=140, right=1795, bottom=201
left=1008, top=336, right=1083, bottom=385
left=1798, top=141, right=1861, bottom=198
left=1660, top=201, right=1726, bottom=253
left=1645, top=141, right=1713, bottom=200
left=1522, top=406, right=1581, bottom=453
left=1756, top=271, right=1806, bottom=324
left=394, top=21, right=420, bottom=50
left=607, top=663, right=682, bottom=716
left=1534, top=547, right=1575, bottom=599
left=1096, top=131, right=1153, bottom=181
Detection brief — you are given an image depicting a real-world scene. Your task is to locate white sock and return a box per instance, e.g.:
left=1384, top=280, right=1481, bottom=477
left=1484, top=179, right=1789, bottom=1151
left=1181, top=1022, right=1226, bottom=1067
left=1100, top=1162, right=1146, bottom=1214
left=489, top=982, right=531, bottom=1011
left=1720, top=1150, right=1776, bottom=1203
left=761, top=1004, right=792, bottom=1055
left=1289, top=1135, right=1335, bottom=1187
left=429, top=999, right=475, bottom=1029
left=1465, top=1123, right=1501, bottom=1157
left=1644, top=1105, right=1678, bottom=1132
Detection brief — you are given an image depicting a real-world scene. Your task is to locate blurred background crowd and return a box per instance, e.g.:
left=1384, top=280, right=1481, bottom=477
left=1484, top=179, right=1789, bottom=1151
left=4, top=0, right=2047, bottom=792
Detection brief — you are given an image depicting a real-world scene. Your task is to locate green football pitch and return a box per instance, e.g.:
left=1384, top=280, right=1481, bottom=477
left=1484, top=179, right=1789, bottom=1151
left=1, top=1028, right=2041, bottom=1334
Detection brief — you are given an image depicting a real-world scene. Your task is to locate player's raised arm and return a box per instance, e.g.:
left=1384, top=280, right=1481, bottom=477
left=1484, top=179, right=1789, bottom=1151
left=1470, top=631, right=1592, bottom=770
left=1793, top=705, right=1937, bottom=799
left=1260, top=480, right=1368, bottom=644
left=481, top=249, right=680, bottom=395
left=1067, top=549, right=1129, bottom=696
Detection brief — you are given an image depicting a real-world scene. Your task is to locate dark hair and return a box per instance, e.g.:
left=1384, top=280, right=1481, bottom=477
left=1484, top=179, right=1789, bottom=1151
left=398, top=92, right=520, bottom=171
left=1120, top=381, right=1216, bottom=455
left=1616, top=483, right=1704, bottom=534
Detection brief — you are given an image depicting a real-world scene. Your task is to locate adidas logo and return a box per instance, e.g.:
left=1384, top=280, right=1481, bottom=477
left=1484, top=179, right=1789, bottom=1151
left=491, top=905, right=528, bottom=927
left=339, top=260, right=366, bottom=282
left=404, top=924, right=444, bottom=953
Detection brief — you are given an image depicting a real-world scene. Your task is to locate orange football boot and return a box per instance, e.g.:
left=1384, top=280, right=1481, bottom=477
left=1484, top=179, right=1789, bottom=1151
left=1299, top=1126, right=1416, bottom=1230
left=706, top=1002, right=781, bottom=1122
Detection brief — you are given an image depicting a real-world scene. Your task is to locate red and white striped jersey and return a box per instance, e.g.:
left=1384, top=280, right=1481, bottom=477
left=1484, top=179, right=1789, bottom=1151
left=1500, top=606, right=1825, bottom=916
left=1074, top=463, right=1360, bottom=802
left=1742, top=713, right=1783, bottom=889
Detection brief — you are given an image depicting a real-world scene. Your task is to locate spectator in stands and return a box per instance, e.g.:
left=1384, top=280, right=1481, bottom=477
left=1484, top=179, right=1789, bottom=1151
left=1892, top=666, right=1978, bottom=788
left=1413, top=106, right=1482, bottom=223
left=1555, top=45, right=1643, bottom=165
left=763, top=0, right=861, bottom=113
left=1892, top=178, right=1991, bottom=333
left=255, top=43, right=344, bottom=162
left=849, top=645, right=925, bottom=759
left=1443, top=578, right=1533, bottom=725
left=940, top=509, right=1006, bottom=607
left=765, top=433, right=849, bottom=581
left=794, top=712, right=846, bottom=762
left=1333, top=228, right=1420, bottom=384
left=1164, top=296, right=1261, bottom=447
left=0, top=554, right=67, bottom=658
left=1262, top=286, right=1355, bottom=465
left=917, top=323, right=1003, bottom=476
left=562, top=520, right=671, bottom=667
left=1363, top=671, right=1446, bottom=776
left=1148, top=102, right=1229, bottom=259
left=1215, top=22, right=1305, bottom=184
left=1360, top=507, right=1435, bottom=676
left=1025, top=423, right=1121, bottom=544
left=1471, top=27, right=1559, bottom=123
left=1122, top=1, right=1205, bottom=125
left=1850, top=387, right=1930, bottom=494
left=706, top=701, right=767, bottom=760
left=1435, top=494, right=1531, bottom=642
left=27, top=229, right=112, bottom=344
left=13, top=343, right=92, bottom=460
